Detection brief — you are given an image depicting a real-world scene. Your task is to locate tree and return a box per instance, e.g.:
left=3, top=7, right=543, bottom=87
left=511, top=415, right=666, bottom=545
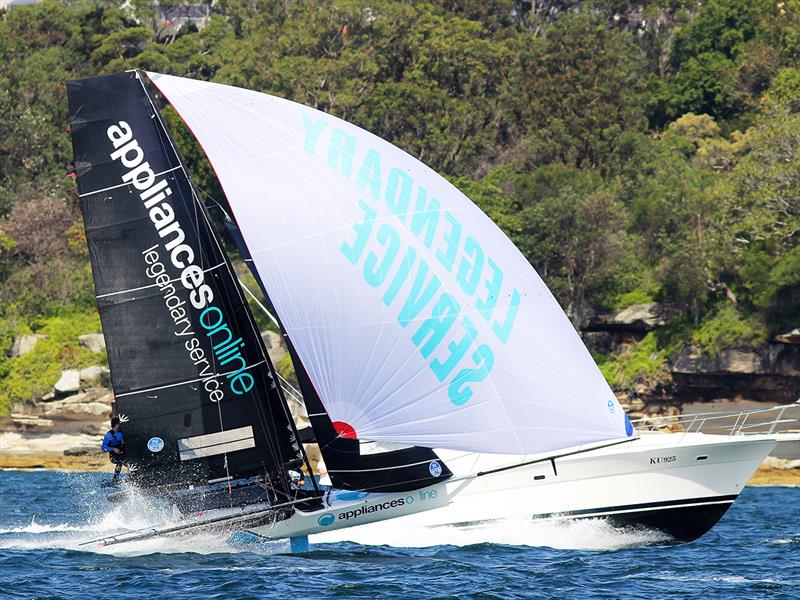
left=507, top=12, right=647, bottom=172
left=511, top=165, right=629, bottom=321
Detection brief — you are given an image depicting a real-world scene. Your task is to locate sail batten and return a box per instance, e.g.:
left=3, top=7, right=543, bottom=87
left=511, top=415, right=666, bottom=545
left=149, top=71, right=632, bottom=456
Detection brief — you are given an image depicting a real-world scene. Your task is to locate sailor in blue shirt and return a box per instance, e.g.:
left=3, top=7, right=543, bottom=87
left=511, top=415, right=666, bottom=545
left=101, top=417, right=125, bottom=482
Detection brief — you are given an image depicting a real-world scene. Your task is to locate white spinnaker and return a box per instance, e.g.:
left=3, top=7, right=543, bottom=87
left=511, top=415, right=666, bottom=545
left=148, top=72, right=631, bottom=455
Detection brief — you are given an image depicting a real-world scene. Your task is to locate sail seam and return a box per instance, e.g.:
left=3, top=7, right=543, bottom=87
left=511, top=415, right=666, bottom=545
left=115, top=359, right=267, bottom=398
left=95, top=262, right=226, bottom=299
left=78, top=165, right=182, bottom=197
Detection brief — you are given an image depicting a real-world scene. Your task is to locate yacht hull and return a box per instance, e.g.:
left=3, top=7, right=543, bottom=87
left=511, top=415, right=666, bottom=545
left=246, top=432, right=776, bottom=544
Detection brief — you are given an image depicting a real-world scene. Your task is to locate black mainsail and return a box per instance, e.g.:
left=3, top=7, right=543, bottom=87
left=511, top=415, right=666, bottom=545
left=67, top=72, right=304, bottom=491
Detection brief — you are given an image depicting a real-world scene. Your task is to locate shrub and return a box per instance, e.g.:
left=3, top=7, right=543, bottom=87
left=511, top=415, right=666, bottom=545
left=597, top=333, right=670, bottom=391
left=691, top=305, right=766, bottom=356
left=0, top=312, right=105, bottom=415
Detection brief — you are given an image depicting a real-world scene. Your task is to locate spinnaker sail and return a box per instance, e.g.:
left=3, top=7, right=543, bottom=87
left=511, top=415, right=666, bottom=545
left=226, top=218, right=452, bottom=492
left=149, top=72, right=633, bottom=455
left=67, top=72, right=304, bottom=489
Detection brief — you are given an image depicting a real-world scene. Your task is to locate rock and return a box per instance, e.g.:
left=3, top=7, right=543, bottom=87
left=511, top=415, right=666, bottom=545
left=78, top=333, right=106, bottom=353
left=261, top=330, right=287, bottom=365
left=588, top=303, right=679, bottom=333
left=58, top=391, right=92, bottom=405
left=629, top=398, right=646, bottom=411
left=53, top=370, right=80, bottom=395
left=79, top=365, right=110, bottom=386
left=761, top=456, right=800, bottom=471
left=671, top=343, right=800, bottom=403
left=63, top=446, right=95, bottom=457
left=776, top=328, right=800, bottom=344
left=673, top=344, right=800, bottom=377
left=10, top=414, right=54, bottom=429
left=41, top=391, right=55, bottom=402
left=96, top=391, right=115, bottom=405
left=54, top=389, right=112, bottom=406
left=41, top=397, right=112, bottom=421
left=9, top=334, right=46, bottom=357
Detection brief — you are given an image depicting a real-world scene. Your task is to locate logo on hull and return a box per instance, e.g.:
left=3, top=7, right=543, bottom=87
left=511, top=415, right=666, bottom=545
left=317, top=513, right=335, bottom=526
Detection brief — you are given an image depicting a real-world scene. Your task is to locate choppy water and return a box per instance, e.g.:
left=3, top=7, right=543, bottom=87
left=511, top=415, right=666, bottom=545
left=0, top=471, right=797, bottom=599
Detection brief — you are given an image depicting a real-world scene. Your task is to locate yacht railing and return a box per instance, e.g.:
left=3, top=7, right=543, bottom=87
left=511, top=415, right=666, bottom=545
left=630, top=402, right=800, bottom=438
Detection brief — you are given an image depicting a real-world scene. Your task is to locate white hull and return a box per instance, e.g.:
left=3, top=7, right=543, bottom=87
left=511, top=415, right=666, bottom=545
left=247, top=432, right=776, bottom=544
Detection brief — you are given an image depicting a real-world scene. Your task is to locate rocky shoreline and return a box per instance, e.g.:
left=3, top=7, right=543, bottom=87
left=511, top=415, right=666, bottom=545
left=2, top=323, right=797, bottom=486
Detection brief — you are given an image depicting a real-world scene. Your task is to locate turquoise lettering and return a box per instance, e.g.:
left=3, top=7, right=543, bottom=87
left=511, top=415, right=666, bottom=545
left=448, top=344, right=494, bottom=406
left=410, top=187, right=440, bottom=248
left=340, top=200, right=376, bottom=265
left=431, top=315, right=478, bottom=382
left=411, top=293, right=460, bottom=358
left=327, top=129, right=356, bottom=177
left=356, top=149, right=382, bottom=202
left=492, top=288, right=520, bottom=344
left=476, top=258, right=502, bottom=322
left=383, top=247, right=416, bottom=306
left=456, top=236, right=484, bottom=296
left=301, top=112, right=327, bottom=154
left=435, top=211, right=462, bottom=273
left=385, top=167, right=412, bottom=222
left=397, top=261, right=441, bottom=327
left=199, top=305, right=223, bottom=330
left=230, top=372, right=254, bottom=395
left=364, top=223, right=400, bottom=287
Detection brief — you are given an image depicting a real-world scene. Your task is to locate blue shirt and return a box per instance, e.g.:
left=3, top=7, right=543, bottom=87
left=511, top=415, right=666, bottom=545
left=101, top=430, right=123, bottom=452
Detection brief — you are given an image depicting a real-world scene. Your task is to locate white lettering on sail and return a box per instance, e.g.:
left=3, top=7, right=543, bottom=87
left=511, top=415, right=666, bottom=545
left=108, top=121, right=254, bottom=400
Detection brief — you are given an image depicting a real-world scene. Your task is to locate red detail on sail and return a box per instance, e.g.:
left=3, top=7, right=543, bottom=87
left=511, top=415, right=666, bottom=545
left=333, top=421, right=357, bottom=439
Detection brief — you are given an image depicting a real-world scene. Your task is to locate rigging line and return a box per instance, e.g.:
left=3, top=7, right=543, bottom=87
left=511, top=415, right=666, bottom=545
left=238, top=277, right=280, bottom=328
left=95, top=262, right=226, bottom=299
left=79, top=165, right=182, bottom=197
left=473, top=437, right=637, bottom=479
left=115, top=360, right=267, bottom=398
left=238, top=279, right=307, bottom=411
left=177, top=126, right=311, bottom=485
left=195, top=187, right=296, bottom=478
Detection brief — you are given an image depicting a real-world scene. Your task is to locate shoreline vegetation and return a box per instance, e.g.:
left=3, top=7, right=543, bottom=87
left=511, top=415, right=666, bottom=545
left=0, top=0, right=797, bottom=496
left=1, top=1, right=799, bottom=422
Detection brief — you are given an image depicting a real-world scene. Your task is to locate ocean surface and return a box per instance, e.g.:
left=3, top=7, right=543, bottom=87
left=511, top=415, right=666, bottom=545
left=0, top=471, right=796, bottom=599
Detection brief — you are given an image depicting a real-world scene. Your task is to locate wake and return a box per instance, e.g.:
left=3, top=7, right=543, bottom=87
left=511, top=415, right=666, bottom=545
left=0, top=483, right=669, bottom=554
left=311, top=516, right=671, bottom=551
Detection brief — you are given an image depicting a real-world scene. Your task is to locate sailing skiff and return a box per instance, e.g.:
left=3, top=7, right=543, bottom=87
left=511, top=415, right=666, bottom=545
left=66, top=71, right=781, bottom=550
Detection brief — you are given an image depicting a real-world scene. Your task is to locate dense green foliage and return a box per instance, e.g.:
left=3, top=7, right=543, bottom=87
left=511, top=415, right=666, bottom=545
left=1, top=0, right=798, bottom=412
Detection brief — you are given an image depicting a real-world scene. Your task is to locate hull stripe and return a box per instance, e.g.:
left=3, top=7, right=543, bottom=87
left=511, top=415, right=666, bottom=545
left=435, top=494, right=740, bottom=530
left=533, top=494, right=739, bottom=520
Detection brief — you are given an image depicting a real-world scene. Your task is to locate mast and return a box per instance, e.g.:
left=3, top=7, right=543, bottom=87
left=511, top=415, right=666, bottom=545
left=66, top=71, right=304, bottom=493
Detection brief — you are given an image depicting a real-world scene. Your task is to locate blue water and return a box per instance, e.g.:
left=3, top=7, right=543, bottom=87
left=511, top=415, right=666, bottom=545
left=0, top=472, right=797, bottom=599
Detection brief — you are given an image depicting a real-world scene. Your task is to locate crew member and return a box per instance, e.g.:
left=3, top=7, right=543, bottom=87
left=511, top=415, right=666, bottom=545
left=101, top=417, right=125, bottom=483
